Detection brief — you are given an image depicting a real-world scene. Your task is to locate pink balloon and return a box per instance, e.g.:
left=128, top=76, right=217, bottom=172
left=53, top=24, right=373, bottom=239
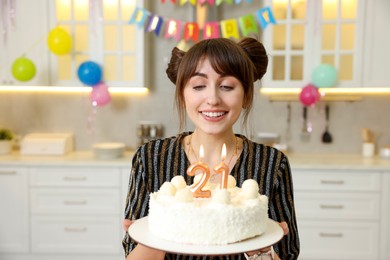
left=90, top=82, right=111, bottom=106
left=299, top=84, right=320, bottom=106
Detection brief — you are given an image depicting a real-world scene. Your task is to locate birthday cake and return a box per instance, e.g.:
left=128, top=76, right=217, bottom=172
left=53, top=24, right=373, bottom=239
left=148, top=175, right=269, bottom=245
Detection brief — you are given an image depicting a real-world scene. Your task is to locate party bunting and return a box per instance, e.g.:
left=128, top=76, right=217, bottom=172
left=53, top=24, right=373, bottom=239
left=128, top=7, right=150, bottom=29
left=238, top=14, right=258, bottom=36
left=184, top=22, right=200, bottom=42
left=203, top=21, right=220, bottom=39
left=129, top=6, right=276, bottom=42
left=164, top=19, right=182, bottom=41
left=145, top=15, right=164, bottom=36
left=161, top=0, right=254, bottom=5
left=256, top=6, right=276, bottom=29
left=199, top=0, right=215, bottom=5
left=180, top=0, right=197, bottom=5
left=216, top=0, right=233, bottom=6
left=220, top=19, right=240, bottom=39
left=161, top=0, right=177, bottom=3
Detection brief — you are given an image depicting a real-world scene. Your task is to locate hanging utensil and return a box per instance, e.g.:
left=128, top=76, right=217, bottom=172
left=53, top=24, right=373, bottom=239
left=321, top=104, right=333, bottom=143
left=301, top=106, right=310, bottom=142
left=285, top=103, right=292, bottom=141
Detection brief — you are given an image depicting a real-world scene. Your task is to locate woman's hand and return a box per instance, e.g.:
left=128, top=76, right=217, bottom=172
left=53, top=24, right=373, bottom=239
left=123, top=219, right=132, bottom=232
left=279, top=221, right=289, bottom=236
left=245, top=221, right=289, bottom=259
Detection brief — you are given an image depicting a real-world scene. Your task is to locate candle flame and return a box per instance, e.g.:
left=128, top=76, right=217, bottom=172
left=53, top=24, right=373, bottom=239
left=221, top=143, right=226, bottom=161
left=200, top=145, right=204, bottom=161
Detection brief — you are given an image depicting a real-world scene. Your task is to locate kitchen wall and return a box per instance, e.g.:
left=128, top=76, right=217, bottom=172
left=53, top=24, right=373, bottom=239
left=0, top=2, right=389, bottom=154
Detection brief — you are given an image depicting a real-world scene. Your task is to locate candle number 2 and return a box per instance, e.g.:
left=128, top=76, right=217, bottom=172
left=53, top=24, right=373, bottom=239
left=187, top=162, right=211, bottom=198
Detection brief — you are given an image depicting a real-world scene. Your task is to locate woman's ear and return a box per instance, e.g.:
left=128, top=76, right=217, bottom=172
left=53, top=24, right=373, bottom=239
left=242, top=98, right=248, bottom=109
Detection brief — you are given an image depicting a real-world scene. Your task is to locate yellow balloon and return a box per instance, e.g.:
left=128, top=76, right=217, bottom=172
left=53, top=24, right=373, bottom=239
left=47, top=27, right=72, bottom=55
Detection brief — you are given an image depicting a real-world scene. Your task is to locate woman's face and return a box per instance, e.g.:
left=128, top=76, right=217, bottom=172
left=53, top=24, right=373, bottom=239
left=183, top=57, right=245, bottom=136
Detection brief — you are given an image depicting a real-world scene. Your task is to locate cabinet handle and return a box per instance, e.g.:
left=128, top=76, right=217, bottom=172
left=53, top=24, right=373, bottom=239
left=320, top=180, right=344, bottom=185
left=319, top=232, right=343, bottom=238
left=320, top=204, right=344, bottom=210
left=64, top=200, right=87, bottom=205
left=0, top=171, right=17, bottom=175
left=63, top=176, right=87, bottom=181
left=64, top=227, right=87, bottom=232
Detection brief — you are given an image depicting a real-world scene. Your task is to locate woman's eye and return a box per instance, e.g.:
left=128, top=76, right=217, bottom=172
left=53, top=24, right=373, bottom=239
left=220, top=85, right=234, bottom=91
left=193, top=85, right=206, bottom=91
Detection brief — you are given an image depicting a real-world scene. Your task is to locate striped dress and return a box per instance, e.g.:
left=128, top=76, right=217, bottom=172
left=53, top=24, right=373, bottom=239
left=122, top=132, right=300, bottom=260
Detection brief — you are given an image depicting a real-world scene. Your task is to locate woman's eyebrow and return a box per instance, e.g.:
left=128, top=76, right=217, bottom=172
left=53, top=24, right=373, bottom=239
left=193, top=72, right=207, bottom=78
left=192, top=72, right=228, bottom=78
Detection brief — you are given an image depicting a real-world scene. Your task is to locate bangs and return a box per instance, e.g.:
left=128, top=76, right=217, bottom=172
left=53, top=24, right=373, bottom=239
left=204, top=40, right=253, bottom=87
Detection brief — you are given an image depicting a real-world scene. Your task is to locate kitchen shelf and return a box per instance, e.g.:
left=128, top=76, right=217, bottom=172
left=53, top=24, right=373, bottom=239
left=265, top=94, right=362, bottom=102
left=260, top=87, right=390, bottom=102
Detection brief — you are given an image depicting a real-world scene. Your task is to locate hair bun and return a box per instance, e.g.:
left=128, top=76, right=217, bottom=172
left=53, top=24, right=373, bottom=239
left=238, top=37, right=268, bottom=81
left=166, top=47, right=186, bottom=84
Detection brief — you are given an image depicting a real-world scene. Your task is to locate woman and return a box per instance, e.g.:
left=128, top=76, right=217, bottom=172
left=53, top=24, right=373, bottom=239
left=122, top=37, right=300, bottom=260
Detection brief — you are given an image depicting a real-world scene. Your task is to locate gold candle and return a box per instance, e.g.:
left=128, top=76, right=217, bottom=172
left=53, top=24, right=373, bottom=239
left=214, top=143, right=229, bottom=189
left=187, top=145, right=211, bottom=198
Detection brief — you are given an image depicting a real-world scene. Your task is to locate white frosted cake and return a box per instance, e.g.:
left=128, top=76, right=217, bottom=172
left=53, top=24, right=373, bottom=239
left=148, top=175, right=269, bottom=245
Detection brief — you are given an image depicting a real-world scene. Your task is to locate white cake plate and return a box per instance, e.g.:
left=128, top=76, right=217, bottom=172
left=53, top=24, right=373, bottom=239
left=128, top=217, right=283, bottom=256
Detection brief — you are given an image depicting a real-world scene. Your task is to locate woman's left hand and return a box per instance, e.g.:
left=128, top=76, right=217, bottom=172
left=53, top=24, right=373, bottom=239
left=245, top=221, right=289, bottom=259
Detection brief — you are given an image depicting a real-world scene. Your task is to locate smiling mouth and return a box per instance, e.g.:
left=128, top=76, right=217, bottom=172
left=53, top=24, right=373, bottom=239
left=201, top=111, right=227, bottom=118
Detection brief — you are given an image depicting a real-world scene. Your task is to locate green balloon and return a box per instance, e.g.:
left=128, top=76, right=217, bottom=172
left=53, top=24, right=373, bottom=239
left=311, top=64, right=338, bottom=88
left=12, top=57, right=36, bottom=82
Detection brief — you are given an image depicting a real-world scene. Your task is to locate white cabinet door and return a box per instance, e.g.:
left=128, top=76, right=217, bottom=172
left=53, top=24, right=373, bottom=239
left=362, top=0, right=390, bottom=87
left=298, top=220, right=379, bottom=260
left=31, top=216, right=121, bottom=254
left=29, top=166, right=123, bottom=255
left=380, top=173, right=390, bottom=260
left=0, top=167, right=29, bottom=253
left=0, top=0, right=49, bottom=86
left=48, top=0, right=148, bottom=88
left=262, top=0, right=365, bottom=88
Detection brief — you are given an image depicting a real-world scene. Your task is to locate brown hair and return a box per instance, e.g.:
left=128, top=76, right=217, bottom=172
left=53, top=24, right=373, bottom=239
left=166, top=37, right=268, bottom=131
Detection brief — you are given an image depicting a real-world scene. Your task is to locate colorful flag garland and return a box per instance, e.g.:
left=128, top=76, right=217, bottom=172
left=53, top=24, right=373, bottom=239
left=161, top=0, right=255, bottom=5
left=129, top=6, right=276, bottom=42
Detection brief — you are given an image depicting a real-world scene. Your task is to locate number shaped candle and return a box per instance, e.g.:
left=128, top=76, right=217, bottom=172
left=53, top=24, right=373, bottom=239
left=214, top=143, right=229, bottom=189
left=187, top=145, right=211, bottom=198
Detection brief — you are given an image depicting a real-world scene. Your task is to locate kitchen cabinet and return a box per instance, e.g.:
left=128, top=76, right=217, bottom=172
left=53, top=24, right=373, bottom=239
left=0, top=162, right=130, bottom=260
left=48, top=0, right=148, bottom=88
left=362, top=0, right=390, bottom=87
left=380, top=172, right=390, bottom=260
left=0, top=167, right=29, bottom=253
left=262, top=0, right=365, bottom=88
left=293, top=169, right=380, bottom=259
left=29, top=166, right=122, bottom=254
left=0, top=0, right=49, bottom=86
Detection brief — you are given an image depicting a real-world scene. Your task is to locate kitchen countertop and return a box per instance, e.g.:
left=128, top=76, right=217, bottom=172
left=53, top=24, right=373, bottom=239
left=0, top=150, right=135, bottom=167
left=0, top=150, right=389, bottom=171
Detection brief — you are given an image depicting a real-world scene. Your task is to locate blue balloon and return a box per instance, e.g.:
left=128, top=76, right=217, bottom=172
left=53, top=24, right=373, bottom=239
left=311, top=64, right=338, bottom=88
left=77, top=61, right=102, bottom=86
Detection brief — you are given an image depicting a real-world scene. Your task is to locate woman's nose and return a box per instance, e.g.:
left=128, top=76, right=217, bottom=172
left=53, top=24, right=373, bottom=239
left=206, top=88, right=221, bottom=106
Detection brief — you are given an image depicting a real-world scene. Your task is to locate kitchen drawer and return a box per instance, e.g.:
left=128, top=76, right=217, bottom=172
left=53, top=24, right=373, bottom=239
left=31, top=216, right=121, bottom=254
left=298, top=220, right=379, bottom=259
left=295, top=191, right=380, bottom=221
left=30, top=167, right=121, bottom=187
left=30, top=188, right=120, bottom=214
left=293, top=170, right=380, bottom=192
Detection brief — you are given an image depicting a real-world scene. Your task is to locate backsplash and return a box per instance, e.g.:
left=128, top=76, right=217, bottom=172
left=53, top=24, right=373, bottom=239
left=1, top=88, right=389, bottom=154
